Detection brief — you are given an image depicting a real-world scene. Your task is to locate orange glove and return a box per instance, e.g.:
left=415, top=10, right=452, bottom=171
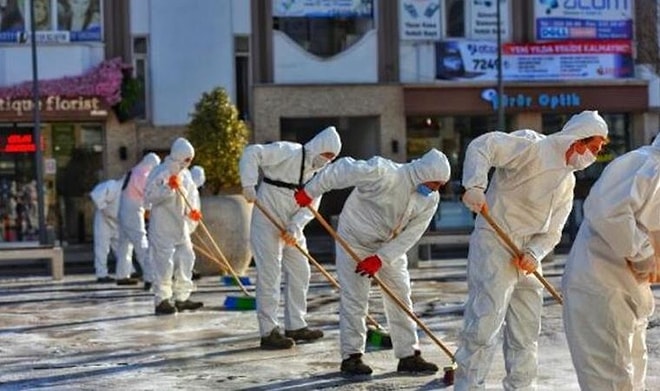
left=168, top=175, right=181, bottom=190
left=626, top=256, right=655, bottom=283
left=189, top=209, right=202, bottom=222
left=143, top=209, right=150, bottom=220
left=512, top=253, right=538, bottom=274
left=281, top=230, right=297, bottom=246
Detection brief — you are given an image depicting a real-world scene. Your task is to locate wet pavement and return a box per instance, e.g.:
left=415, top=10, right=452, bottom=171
left=0, top=257, right=659, bottom=390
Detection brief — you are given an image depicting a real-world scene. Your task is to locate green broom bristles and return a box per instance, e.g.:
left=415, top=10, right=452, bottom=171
left=223, top=295, right=256, bottom=310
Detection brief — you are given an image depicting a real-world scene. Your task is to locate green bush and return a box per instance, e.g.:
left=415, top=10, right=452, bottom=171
left=186, top=87, right=249, bottom=195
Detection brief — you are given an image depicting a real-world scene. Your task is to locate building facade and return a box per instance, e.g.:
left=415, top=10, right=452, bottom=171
left=1, top=0, right=659, bottom=247
left=0, top=0, right=249, bottom=246
left=250, top=0, right=660, bottom=235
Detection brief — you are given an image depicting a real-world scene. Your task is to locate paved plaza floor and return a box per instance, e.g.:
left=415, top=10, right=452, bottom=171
left=0, top=257, right=659, bottom=390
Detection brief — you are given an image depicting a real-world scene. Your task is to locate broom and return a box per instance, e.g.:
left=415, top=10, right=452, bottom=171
left=479, top=205, right=564, bottom=304
left=192, top=231, right=253, bottom=287
left=306, top=205, right=457, bottom=385
left=253, top=200, right=393, bottom=349
left=175, top=186, right=256, bottom=310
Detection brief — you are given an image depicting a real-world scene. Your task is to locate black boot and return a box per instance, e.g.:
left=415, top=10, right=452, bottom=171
left=116, top=278, right=139, bottom=286
left=285, top=327, right=324, bottom=342
left=397, top=350, right=438, bottom=374
left=340, top=353, right=372, bottom=376
left=155, top=300, right=177, bottom=315
left=260, top=328, right=295, bottom=350
left=175, top=299, right=204, bottom=312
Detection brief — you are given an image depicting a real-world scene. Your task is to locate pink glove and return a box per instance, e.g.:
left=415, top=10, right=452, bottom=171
left=294, top=188, right=313, bottom=207
left=355, top=255, right=382, bottom=278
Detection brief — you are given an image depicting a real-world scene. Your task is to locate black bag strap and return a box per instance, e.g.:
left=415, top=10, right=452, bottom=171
left=121, top=170, right=132, bottom=191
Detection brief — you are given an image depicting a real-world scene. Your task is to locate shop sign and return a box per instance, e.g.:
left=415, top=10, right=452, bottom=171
left=400, top=0, right=441, bottom=41
left=534, top=0, right=632, bottom=40
left=436, top=39, right=632, bottom=81
left=272, top=0, right=373, bottom=17
left=0, top=96, right=104, bottom=117
left=0, top=133, right=45, bottom=153
left=481, top=88, right=581, bottom=111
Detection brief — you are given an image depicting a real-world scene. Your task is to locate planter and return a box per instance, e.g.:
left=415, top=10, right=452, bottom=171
left=193, top=194, right=253, bottom=276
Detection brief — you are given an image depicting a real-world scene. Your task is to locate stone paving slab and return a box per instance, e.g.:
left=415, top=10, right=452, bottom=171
left=0, top=258, right=658, bottom=390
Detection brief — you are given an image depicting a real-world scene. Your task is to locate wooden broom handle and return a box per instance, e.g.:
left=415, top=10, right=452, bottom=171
left=479, top=205, right=564, bottom=305
left=175, top=186, right=251, bottom=296
left=253, top=200, right=382, bottom=329
left=307, top=205, right=455, bottom=360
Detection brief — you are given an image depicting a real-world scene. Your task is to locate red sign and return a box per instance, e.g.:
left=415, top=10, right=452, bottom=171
left=0, top=133, right=45, bottom=153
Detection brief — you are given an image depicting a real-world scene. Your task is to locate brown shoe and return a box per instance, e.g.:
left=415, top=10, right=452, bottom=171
left=116, top=278, right=139, bottom=286
left=155, top=300, right=177, bottom=315
left=285, top=327, right=324, bottom=342
left=397, top=350, right=438, bottom=373
left=175, top=299, right=204, bottom=312
left=260, top=328, right=295, bottom=350
left=340, top=353, right=372, bottom=376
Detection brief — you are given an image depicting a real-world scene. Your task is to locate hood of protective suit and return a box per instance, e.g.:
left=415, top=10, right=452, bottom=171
left=140, top=152, right=161, bottom=169
left=553, top=110, right=608, bottom=143
left=170, top=137, right=195, bottom=162
left=167, top=137, right=195, bottom=173
left=407, top=148, right=451, bottom=185
left=303, top=126, right=342, bottom=159
left=190, top=165, right=206, bottom=188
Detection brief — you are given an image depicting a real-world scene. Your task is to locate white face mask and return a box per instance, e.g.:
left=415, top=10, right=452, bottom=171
left=568, top=150, right=597, bottom=170
left=312, top=155, right=331, bottom=169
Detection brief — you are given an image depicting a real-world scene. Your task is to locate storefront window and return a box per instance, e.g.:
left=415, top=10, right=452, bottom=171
left=0, top=122, right=103, bottom=244
left=273, top=0, right=374, bottom=58
left=0, top=125, right=39, bottom=242
left=406, top=114, right=511, bottom=232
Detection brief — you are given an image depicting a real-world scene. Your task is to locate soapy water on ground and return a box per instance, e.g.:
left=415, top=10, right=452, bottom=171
left=0, top=257, right=659, bottom=390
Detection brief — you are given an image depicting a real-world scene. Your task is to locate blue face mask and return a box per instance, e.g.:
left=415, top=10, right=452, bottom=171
left=416, top=184, right=433, bottom=196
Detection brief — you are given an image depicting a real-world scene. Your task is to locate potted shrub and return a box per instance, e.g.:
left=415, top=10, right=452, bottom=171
left=186, top=87, right=252, bottom=276
left=113, top=68, right=145, bottom=123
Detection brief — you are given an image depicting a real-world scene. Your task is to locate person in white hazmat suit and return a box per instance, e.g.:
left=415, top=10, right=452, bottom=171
left=115, top=152, right=160, bottom=288
left=562, top=137, right=660, bottom=391
left=145, top=138, right=203, bottom=315
left=294, top=148, right=451, bottom=376
left=90, top=178, right=125, bottom=283
left=239, top=126, right=341, bottom=350
left=456, top=110, right=609, bottom=390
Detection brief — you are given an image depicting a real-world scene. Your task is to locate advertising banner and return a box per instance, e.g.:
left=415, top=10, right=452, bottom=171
left=436, top=40, right=633, bottom=81
left=399, top=0, right=441, bottom=41
left=273, top=0, right=373, bottom=18
left=534, top=0, right=632, bottom=40
left=470, top=0, right=509, bottom=40
left=0, top=0, right=102, bottom=43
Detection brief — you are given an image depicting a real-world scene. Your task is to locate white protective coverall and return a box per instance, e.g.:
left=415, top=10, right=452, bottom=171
left=239, top=126, right=342, bottom=336
left=302, top=149, right=451, bottom=360
left=455, top=111, right=609, bottom=391
left=116, top=153, right=161, bottom=281
left=145, top=138, right=197, bottom=305
left=90, top=179, right=124, bottom=278
left=562, top=139, right=660, bottom=391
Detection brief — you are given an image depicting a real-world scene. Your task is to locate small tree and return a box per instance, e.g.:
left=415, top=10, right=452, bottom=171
left=186, top=87, right=249, bottom=195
